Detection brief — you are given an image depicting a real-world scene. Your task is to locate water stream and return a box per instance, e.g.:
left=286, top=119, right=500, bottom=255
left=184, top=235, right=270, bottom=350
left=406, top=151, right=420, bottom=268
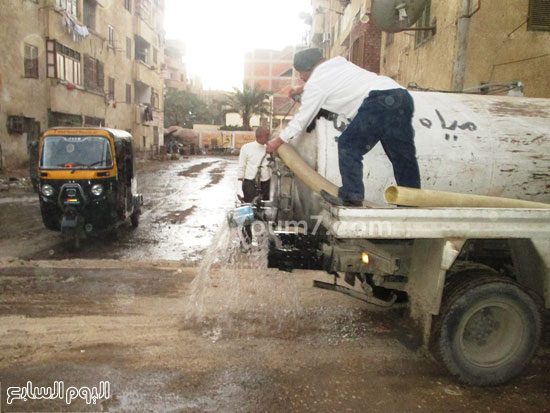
left=183, top=219, right=304, bottom=340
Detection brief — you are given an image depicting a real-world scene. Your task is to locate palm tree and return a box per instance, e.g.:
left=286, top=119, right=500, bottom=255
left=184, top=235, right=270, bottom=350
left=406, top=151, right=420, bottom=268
left=225, top=83, right=270, bottom=131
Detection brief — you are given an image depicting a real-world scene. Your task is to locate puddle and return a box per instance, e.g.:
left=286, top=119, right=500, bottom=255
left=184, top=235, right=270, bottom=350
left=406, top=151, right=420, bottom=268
left=178, top=161, right=219, bottom=177
left=153, top=206, right=197, bottom=224
left=203, top=165, right=226, bottom=188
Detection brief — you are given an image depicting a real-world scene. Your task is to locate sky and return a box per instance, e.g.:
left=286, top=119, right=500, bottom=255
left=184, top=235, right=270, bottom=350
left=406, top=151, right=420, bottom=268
left=164, top=0, right=311, bottom=91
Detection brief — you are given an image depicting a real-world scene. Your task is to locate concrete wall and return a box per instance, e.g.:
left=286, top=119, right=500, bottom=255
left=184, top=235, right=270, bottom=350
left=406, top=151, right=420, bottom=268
left=379, top=0, right=550, bottom=97
left=380, top=1, right=462, bottom=90
left=463, top=0, right=550, bottom=97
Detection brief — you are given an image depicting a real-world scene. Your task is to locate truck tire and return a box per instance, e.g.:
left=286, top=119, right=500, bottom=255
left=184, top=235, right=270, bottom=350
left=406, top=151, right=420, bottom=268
left=431, top=274, right=541, bottom=386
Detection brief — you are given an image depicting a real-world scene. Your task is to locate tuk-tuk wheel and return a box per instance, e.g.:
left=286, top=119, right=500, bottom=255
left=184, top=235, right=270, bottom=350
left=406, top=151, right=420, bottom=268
left=40, top=205, right=60, bottom=231
left=131, top=209, right=140, bottom=228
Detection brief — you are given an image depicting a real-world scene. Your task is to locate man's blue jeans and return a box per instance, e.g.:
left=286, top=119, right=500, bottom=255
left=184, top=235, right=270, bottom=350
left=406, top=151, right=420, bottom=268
left=337, top=88, right=421, bottom=202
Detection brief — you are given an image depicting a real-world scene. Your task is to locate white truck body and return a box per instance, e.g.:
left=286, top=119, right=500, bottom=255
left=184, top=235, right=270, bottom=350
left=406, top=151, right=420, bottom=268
left=270, top=91, right=550, bottom=385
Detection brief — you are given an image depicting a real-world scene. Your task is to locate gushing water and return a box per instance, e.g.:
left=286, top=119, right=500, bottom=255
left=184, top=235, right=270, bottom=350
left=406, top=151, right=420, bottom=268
left=183, top=219, right=304, bottom=339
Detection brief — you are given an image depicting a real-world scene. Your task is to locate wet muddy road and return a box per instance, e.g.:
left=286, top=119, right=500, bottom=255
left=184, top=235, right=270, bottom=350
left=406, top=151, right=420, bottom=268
left=0, top=157, right=239, bottom=262
left=0, top=157, right=549, bottom=412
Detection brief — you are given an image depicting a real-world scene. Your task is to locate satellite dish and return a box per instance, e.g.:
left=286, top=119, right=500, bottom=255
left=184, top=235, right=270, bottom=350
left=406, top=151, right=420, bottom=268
left=371, top=0, right=428, bottom=33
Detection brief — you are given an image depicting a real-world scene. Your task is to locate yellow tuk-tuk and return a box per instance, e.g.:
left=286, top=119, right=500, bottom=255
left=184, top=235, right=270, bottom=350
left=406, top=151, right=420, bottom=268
left=37, top=127, right=143, bottom=247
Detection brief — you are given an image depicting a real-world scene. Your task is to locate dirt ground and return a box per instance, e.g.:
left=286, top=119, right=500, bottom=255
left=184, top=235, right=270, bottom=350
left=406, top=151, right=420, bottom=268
left=0, top=157, right=549, bottom=412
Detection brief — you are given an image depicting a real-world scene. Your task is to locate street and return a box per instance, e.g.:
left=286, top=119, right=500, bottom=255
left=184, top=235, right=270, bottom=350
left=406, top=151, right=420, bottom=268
left=0, top=156, right=549, bottom=412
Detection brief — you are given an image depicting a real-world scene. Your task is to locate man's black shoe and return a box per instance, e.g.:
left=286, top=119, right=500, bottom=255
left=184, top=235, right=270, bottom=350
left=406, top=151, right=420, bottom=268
left=320, top=190, right=362, bottom=207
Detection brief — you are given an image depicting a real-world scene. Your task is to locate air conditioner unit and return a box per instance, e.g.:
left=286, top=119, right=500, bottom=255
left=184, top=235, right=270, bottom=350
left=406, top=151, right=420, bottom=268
left=322, top=32, right=332, bottom=43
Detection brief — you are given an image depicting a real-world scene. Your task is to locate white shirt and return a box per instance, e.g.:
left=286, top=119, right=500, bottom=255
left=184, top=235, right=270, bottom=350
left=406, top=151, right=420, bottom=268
left=280, top=57, right=404, bottom=142
left=238, top=141, right=271, bottom=181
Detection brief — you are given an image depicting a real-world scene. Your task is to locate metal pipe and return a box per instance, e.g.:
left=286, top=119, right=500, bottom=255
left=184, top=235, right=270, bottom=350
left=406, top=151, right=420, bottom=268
left=452, top=0, right=472, bottom=91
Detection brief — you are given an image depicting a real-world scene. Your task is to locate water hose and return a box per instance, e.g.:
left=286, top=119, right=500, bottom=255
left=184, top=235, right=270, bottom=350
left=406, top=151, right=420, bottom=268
left=277, top=143, right=339, bottom=196
left=385, top=186, right=550, bottom=209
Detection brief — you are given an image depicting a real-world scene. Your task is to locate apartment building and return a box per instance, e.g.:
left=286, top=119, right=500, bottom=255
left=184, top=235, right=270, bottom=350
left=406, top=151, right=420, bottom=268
left=0, top=0, right=165, bottom=170
left=309, top=0, right=550, bottom=98
left=380, top=0, right=550, bottom=97
left=244, top=46, right=306, bottom=129
left=164, top=39, right=187, bottom=91
left=310, top=0, right=381, bottom=73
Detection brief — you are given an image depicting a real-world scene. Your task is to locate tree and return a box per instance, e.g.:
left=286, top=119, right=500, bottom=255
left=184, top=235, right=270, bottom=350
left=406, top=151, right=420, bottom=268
left=164, top=89, right=212, bottom=128
left=224, top=83, right=270, bottom=131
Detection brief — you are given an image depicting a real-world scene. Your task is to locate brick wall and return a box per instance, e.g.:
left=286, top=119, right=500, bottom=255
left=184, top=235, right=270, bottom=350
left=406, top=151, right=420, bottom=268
left=350, top=21, right=381, bottom=73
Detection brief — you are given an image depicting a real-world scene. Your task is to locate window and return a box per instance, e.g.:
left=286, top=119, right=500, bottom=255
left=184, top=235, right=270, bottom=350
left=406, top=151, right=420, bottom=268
left=415, top=0, right=432, bottom=47
left=83, top=54, right=104, bottom=92
left=124, top=0, right=131, bottom=12
left=84, top=116, right=105, bottom=127
left=83, top=0, right=97, bottom=31
left=126, top=84, right=132, bottom=104
left=24, top=43, right=39, bottom=78
left=108, top=26, right=115, bottom=48
left=126, top=37, right=132, bottom=59
left=46, top=40, right=82, bottom=85
left=135, top=36, right=150, bottom=64
left=40, top=136, right=113, bottom=169
left=108, top=77, right=115, bottom=100
left=56, top=0, right=77, bottom=15
left=153, top=48, right=158, bottom=64
left=528, top=0, right=550, bottom=31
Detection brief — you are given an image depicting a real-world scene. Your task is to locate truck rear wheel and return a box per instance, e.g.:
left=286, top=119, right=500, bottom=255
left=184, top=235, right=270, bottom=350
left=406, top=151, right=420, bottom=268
left=431, top=274, right=541, bottom=386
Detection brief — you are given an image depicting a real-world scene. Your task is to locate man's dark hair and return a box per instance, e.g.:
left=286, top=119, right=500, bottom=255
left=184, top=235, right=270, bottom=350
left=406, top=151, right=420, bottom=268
left=293, top=48, right=323, bottom=72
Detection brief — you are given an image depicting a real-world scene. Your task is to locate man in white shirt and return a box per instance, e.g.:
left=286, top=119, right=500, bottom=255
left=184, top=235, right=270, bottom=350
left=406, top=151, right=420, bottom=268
left=238, top=126, right=271, bottom=203
left=266, top=48, right=420, bottom=206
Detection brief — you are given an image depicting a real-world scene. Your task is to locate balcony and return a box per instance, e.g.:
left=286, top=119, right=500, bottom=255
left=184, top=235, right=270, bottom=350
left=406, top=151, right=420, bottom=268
left=133, top=60, right=159, bottom=87
left=133, top=14, right=157, bottom=45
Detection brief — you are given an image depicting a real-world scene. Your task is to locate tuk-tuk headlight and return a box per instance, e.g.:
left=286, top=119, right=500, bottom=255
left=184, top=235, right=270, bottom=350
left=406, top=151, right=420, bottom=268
left=41, top=184, right=54, bottom=197
left=91, top=184, right=104, bottom=196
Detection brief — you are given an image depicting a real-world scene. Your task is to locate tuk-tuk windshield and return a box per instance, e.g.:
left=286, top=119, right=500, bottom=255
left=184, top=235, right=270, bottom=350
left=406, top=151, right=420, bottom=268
left=40, top=136, right=113, bottom=169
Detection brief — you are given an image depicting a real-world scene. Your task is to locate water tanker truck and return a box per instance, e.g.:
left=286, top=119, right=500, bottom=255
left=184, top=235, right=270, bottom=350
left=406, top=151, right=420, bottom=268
left=259, top=91, right=550, bottom=386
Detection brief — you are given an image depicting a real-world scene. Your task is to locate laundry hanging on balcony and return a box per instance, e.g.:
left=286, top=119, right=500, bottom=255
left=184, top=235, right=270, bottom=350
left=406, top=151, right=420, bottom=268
left=143, top=105, right=154, bottom=122
left=62, top=11, right=89, bottom=42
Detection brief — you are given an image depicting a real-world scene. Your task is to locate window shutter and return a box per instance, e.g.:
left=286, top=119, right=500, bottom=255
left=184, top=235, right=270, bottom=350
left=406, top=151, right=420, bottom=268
left=97, top=60, right=104, bottom=92
left=84, top=55, right=93, bottom=88
left=46, top=39, right=56, bottom=78
left=529, top=0, right=550, bottom=30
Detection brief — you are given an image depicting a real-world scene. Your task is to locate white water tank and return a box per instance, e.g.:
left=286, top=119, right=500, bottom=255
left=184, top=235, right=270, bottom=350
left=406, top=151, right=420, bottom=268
left=290, top=91, right=550, bottom=207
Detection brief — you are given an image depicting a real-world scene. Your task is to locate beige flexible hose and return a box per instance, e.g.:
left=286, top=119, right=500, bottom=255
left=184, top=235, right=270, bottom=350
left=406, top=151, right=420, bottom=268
left=277, top=143, right=339, bottom=196
left=276, top=143, right=381, bottom=208
left=385, top=186, right=550, bottom=209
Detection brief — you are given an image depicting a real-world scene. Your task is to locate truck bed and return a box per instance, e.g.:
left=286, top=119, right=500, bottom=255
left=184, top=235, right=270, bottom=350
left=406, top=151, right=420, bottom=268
left=321, top=206, right=550, bottom=239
